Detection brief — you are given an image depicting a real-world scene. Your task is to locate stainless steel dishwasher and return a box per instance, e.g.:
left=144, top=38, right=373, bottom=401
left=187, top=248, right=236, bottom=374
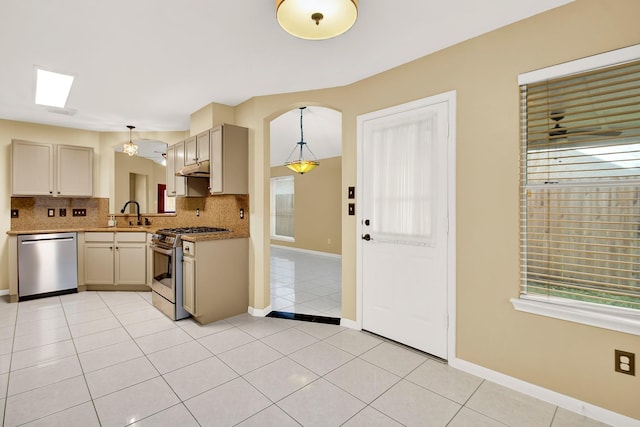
left=18, top=232, right=78, bottom=300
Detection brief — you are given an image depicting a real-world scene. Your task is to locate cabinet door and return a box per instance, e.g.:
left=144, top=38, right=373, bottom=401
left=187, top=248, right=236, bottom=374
left=196, top=130, right=210, bottom=162
left=115, top=243, right=147, bottom=285
left=57, top=145, right=93, bottom=196
left=183, top=255, right=196, bottom=315
left=166, top=145, right=176, bottom=197
left=209, top=127, right=223, bottom=194
left=184, top=136, right=197, bottom=166
left=12, top=140, right=54, bottom=196
left=174, top=141, right=186, bottom=196
left=85, top=243, right=115, bottom=284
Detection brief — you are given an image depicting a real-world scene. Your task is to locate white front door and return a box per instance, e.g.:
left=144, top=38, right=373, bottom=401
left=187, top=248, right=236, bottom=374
left=357, top=93, right=453, bottom=359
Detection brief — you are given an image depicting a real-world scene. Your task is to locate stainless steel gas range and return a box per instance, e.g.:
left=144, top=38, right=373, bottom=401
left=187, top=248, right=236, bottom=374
left=150, top=226, right=230, bottom=320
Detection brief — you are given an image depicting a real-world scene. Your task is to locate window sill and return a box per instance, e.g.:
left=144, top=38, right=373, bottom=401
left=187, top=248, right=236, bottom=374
left=511, top=296, right=640, bottom=336
left=271, top=236, right=294, bottom=243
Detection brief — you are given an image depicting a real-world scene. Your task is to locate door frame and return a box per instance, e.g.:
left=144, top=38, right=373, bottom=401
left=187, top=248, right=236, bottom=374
left=355, top=90, right=457, bottom=360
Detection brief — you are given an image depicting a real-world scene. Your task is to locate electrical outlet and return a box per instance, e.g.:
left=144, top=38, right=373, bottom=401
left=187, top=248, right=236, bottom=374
left=11, top=209, right=19, bottom=218
left=59, top=208, right=66, bottom=217
left=615, top=350, right=635, bottom=376
left=48, top=208, right=55, bottom=217
left=72, top=209, right=87, bottom=217
left=240, top=208, right=244, bottom=219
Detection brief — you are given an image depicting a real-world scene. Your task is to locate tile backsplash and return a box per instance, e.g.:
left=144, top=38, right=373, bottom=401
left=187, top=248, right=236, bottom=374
left=10, top=195, right=249, bottom=235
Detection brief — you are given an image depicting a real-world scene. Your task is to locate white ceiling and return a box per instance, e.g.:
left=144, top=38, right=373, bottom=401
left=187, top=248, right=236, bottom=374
left=0, top=0, right=573, bottom=133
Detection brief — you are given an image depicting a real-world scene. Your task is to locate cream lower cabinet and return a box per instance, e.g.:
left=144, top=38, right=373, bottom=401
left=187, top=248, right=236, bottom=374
left=84, top=232, right=147, bottom=288
left=182, top=249, right=196, bottom=314
left=181, top=238, right=248, bottom=324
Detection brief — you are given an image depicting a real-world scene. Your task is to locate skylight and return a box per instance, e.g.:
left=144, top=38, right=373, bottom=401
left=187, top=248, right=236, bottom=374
left=35, top=68, right=74, bottom=108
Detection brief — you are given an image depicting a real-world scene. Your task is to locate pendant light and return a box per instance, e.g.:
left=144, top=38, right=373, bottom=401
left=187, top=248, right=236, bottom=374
left=123, top=125, right=138, bottom=157
left=276, top=0, right=358, bottom=40
left=285, top=107, right=319, bottom=174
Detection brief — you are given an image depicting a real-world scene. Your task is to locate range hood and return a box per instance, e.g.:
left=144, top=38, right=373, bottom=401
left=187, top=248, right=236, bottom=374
left=177, top=160, right=210, bottom=177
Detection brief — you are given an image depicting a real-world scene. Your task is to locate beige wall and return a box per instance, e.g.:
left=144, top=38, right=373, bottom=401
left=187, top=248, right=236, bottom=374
left=234, top=0, right=640, bottom=419
left=270, top=156, right=342, bottom=255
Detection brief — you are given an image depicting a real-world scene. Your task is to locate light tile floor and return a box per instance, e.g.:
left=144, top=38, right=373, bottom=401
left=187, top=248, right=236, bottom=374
left=270, top=246, right=342, bottom=317
left=0, top=291, right=611, bottom=426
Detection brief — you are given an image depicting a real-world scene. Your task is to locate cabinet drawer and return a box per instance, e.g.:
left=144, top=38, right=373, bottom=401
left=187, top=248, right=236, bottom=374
left=115, top=232, right=147, bottom=243
left=182, top=241, right=195, bottom=256
left=85, top=232, right=114, bottom=242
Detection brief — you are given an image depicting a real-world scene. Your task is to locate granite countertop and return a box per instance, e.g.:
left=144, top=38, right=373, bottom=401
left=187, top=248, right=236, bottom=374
left=180, top=230, right=249, bottom=242
left=6, top=227, right=157, bottom=235
left=6, top=227, right=249, bottom=240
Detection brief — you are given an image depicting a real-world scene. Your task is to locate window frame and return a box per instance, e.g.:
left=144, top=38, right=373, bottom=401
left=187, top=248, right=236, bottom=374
left=512, top=44, right=640, bottom=336
left=270, top=175, right=295, bottom=242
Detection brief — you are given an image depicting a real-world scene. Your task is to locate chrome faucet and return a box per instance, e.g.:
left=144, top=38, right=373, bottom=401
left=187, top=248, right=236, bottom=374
left=120, top=200, right=141, bottom=226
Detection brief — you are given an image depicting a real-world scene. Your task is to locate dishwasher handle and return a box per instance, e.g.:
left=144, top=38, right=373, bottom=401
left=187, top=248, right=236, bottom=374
left=20, top=237, right=76, bottom=244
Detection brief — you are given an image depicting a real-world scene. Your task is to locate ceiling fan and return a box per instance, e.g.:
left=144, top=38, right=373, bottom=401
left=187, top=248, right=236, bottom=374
left=549, top=111, right=622, bottom=138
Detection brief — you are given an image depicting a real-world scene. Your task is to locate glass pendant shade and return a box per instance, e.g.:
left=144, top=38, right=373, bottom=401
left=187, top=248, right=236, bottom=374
left=286, top=156, right=320, bottom=174
left=284, top=107, right=319, bottom=174
left=276, top=0, right=358, bottom=40
left=123, top=125, right=138, bottom=156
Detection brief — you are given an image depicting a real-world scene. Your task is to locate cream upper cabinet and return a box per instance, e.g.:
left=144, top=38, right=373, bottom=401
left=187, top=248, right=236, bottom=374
left=174, top=140, right=187, bottom=196
left=184, top=130, right=210, bottom=166
left=209, top=124, right=248, bottom=195
left=167, top=140, right=209, bottom=198
left=12, top=140, right=93, bottom=197
left=57, top=145, right=93, bottom=196
left=166, top=143, right=179, bottom=197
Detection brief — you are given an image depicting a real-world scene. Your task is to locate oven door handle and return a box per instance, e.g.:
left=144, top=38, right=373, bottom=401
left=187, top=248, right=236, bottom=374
left=150, top=245, right=174, bottom=255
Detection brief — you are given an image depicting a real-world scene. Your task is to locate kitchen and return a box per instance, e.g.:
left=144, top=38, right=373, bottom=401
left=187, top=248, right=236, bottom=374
left=7, top=122, right=251, bottom=326
left=1, top=1, right=639, bottom=426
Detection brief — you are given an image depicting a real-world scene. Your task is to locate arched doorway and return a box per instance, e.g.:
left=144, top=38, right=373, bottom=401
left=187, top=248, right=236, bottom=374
left=267, top=106, right=343, bottom=319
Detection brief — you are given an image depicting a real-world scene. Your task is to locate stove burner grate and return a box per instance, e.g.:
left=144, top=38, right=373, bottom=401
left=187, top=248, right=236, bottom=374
left=158, top=226, right=231, bottom=235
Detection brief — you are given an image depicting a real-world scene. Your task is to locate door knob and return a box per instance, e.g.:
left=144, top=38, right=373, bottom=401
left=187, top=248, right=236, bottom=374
left=362, top=234, right=372, bottom=241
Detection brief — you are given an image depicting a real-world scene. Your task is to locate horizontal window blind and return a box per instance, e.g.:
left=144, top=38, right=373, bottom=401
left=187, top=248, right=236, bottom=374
left=520, top=58, right=640, bottom=310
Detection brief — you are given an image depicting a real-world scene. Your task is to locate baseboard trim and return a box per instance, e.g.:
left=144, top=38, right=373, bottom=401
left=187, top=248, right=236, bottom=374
left=0, top=289, right=9, bottom=296
left=270, top=244, right=341, bottom=259
left=449, top=357, right=638, bottom=427
left=340, top=318, right=359, bottom=329
left=248, top=305, right=272, bottom=317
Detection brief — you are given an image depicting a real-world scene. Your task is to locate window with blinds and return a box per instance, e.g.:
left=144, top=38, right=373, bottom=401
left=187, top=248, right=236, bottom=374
left=519, top=57, right=640, bottom=312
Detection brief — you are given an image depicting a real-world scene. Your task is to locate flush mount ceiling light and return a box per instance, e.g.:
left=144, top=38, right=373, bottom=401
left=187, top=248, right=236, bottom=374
left=285, top=107, right=319, bottom=174
left=34, top=68, right=74, bottom=108
left=123, top=125, right=138, bottom=157
left=276, top=0, right=358, bottom=40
